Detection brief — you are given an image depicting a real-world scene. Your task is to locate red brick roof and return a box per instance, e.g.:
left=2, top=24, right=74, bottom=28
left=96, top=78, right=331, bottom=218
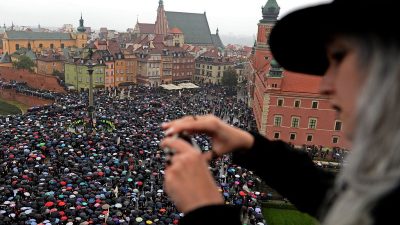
left=138, top=23, right=155, bottom=34
left=169, top=27, right=183, bottom=34
left=107, top=39, right=121, bottom=55
left=200, top=48, right=220, bottom=58
left=281, top=71, right=322, bottom=94
left=153, top=34, right=165, bottom=44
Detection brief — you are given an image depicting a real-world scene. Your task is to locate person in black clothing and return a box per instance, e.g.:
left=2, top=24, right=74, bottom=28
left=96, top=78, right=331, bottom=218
left=160, top=0, right=400, bottom=225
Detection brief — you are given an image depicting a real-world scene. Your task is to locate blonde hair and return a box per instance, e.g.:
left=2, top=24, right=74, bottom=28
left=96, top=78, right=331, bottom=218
left=322, top=37, right=400, bottom=225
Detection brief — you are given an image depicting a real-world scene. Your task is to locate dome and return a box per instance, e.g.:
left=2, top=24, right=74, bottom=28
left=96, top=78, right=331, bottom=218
left=261, top=0, right=280, bottom=22
left=270, top=59, right=281, bottom=68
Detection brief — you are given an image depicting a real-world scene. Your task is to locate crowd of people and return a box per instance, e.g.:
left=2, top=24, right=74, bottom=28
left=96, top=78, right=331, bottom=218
left=0, top=85, right=267, bottom=225
left=0, top=80, right=61, bottom=100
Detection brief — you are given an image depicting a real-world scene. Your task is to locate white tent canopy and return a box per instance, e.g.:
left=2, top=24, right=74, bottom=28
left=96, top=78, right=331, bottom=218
left=160, top=84, right=182, bottom=90
left=160, top=83, right=199, bottom=90
left=177, top=83, right=199, bottom=89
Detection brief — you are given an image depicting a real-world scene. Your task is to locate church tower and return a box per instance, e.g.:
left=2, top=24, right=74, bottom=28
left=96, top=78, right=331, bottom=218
left=75, top=14, right=88, bottom=48
left=155, top=0, right=169, bottom=35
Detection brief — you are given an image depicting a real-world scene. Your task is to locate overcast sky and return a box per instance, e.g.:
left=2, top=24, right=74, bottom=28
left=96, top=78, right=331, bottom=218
left=1, top=0, right=331, bottom=44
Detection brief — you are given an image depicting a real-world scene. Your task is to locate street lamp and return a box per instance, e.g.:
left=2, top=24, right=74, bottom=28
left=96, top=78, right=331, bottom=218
left=86, top=48, right=96, bottom=130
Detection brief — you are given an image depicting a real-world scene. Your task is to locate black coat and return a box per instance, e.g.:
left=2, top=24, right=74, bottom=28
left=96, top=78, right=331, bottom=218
left=180, top=133, right=400, bottom=225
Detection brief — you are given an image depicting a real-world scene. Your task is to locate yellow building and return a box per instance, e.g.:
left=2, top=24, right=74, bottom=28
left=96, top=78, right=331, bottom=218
left=1, top=16, right=87, bottom=54
left=195, top=49, right=234, bottom=84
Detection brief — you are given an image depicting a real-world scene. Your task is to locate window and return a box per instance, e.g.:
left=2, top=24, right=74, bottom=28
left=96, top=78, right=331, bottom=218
left=50, top=44, right=54, bottom=49
left=15, top=44, right=20, bottom=50
left=294, top=100, right=301, bottom=108
left=274, top=132, right=280, bottom=139
left=291, top=117, right=300, bottom=128
left=290, top=133, right=296, bottom=140
left=274, top=115, right=282, bottom=127
left=308, top=118, right=317, bottom=129
left=307, top=134, right=313, bottom=142
left=271, top=84, right=277, bottom=88
left=61, top=43, right=65, bottom=49
left=333, top=136, right=339, bottom=144
left=334, top=120, right=342, bottom=131
left=39, top=43, right=43, bottom=48
left=277, top=98, right=284, bottom=107
left=312, top=101, right=319, bottom=109
left=82, top=44, right=85, bottom=48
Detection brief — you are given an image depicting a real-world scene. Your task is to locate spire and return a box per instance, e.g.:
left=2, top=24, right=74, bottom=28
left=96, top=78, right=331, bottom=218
left=77, top=13, right=86, bottom=33
left=155, top=0, right=168, bottom=35
left=216, top=28, right=219, bottom=35
left=261, top=0, right=280, bottom=23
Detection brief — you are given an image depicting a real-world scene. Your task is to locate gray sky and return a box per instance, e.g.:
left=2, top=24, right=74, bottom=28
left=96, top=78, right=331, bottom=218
left=1, top=0, right=331, bottom=44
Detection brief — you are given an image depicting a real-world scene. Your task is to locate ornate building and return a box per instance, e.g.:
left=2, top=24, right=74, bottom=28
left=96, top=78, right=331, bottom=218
left=250, top=0, right=350, bottom=149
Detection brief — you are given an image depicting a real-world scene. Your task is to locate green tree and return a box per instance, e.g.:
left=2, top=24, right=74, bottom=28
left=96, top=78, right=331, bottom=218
left=221, top=67, right=238, bottom=87
left=13, top=55, right=35, bottom=72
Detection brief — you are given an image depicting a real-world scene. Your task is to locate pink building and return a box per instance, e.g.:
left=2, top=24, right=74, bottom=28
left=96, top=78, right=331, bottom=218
left=250, top=0, right=350, bottom=149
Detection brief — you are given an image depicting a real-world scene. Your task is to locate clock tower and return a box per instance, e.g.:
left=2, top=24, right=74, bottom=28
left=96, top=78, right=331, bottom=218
left=257, top=0, right=280, bottom=49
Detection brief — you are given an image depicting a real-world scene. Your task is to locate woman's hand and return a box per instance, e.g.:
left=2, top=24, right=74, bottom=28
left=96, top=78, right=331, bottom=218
left=161, top=114, right=254, bottom=157
left=161, top=137, right=224, bottom=213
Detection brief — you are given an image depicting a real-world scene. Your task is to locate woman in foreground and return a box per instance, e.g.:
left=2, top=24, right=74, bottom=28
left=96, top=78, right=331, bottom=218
left=161, top=0, right=400, bottom=224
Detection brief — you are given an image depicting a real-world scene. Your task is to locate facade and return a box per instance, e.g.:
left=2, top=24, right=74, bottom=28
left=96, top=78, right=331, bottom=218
left=64, top=58, right=106, bottom=91
left=114, top=52, right=127, bottom=87
left=136, top=49, right=162, bottom=87
left=250, top=0, right=350, bottom=149
left=2, top=16, right=88, bottom=54
left=235, top=63, right=246, bottom=83
left=194, top=48, right=234, bottom=84
left=171, top=49, right=195, bottom=83
left=124, top=53, right=138, bottom=84
left=92, top=50, right=115, bottom=88
left=161, top=49, right=173, bottom=84
left=36, top=53, right=65, bottom=75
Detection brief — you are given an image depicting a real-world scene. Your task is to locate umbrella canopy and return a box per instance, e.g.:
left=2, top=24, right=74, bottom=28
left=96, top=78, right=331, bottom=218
left=45, top=202, right=54, bottom=207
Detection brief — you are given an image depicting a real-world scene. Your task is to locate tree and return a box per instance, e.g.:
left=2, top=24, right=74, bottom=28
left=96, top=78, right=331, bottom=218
left=221, top=67, right=238, bottom=87
left=13, top=55, right=35, bottom=72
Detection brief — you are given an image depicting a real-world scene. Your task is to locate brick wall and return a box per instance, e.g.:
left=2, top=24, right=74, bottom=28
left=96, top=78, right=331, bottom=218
left=0, top=67, right=66, bottom=93
left=0, top=88, right=54, bottom=108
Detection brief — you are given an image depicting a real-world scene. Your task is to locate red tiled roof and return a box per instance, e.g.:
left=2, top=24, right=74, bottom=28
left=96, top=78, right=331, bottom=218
left=107, top=39, right=121, bottom=55
left=200, top=48, right=220, bottom=58
left=169, top=27, right=183, bottom=34
left=153, top=34, right=165, bottom=44
left=281, top=71, right=322, bottom=94
left=138, top=23, right=155, bottom=34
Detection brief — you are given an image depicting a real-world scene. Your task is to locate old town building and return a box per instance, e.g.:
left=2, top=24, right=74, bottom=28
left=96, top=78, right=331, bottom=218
left=64, top=57, right=106, bottom=91
left=249, top=0, right=350, bottom=149
left=1, top=15, right=88, bottom=54
left=195, top=48, right=234, bottom=84
left=36, top=52, right=65, bottom=75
